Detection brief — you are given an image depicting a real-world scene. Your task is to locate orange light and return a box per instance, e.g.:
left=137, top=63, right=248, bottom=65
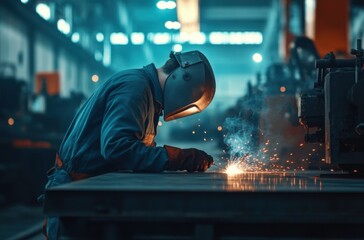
left=280, top=86, right=286, bottom=93
left=91, top=74, right=99, bottom=82
left=8, top=118, right=14, bottom=126
left=217, top=126, right=223, bottom=131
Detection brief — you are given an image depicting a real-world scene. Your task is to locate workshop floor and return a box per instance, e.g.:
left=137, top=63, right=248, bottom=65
left=0, top=204, right=44, bottom=240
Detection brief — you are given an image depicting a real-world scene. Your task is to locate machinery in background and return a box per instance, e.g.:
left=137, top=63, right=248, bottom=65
left=217, top=36, right=327, bottom=171
left=0, top=65, right=85, bottom=205
left=299, top=39, right=364, bottom=173
left=259, top=54, right=325, bottom=171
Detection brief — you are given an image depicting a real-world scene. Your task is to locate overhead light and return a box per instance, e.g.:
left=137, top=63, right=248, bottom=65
left=172, top=44, right=183, bottom=52
left=20, top=0, right=29, bottom=4
left=96, top=33, right=104, bottom=42
left=71, top=32, right=80, bottom=43
left=165, top=21, right=173, bottom=29
left=177, top=0, right=199, bottom=33
left=8, top=117, right=15, bottom=126
left=57, top=19, right=71, bottom=34
left=230, top=32, right=248, bottom=44
left=209, top=31, right=263, bottom=45
left=148, top=33, right=171, bottom=45
left=239, top=32, right=263, bottom=44
left=209, top=32, right=229, bottom=44
left=36, top=3, right=51, bottom=20
left=91, top=74, right=99, bottom=83
left=189, top=32, right=206, bottom=44
left=252, top=53, right=263, bottom=63
left=157, top=1, right=176, bottom=10
left=110, top=32, right=128, bottom=45
left=131, top=32, right=145, bottom=45
left=172, top=32, right=189, bottom=43
left=165, top=21, right=181, bottom=30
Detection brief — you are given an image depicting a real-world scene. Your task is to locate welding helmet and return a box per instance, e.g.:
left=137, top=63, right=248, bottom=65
left=163, top=50, right=216, bottom=121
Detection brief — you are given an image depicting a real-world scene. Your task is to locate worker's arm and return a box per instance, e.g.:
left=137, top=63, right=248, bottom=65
left=100, top=80, right=168, bottom=172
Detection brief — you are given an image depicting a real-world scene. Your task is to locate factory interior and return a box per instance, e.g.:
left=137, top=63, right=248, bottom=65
left=1, top=0, right=364, bottom=239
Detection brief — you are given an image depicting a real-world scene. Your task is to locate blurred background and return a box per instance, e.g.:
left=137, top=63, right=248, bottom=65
left=0, top=0, right=364, bottom=238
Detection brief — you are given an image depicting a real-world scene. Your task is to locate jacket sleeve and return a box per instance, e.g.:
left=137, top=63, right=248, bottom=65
left=100, top=81, right=169, bottom=172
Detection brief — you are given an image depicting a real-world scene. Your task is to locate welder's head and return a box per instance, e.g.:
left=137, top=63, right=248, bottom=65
left=162, top=50, right=216, bottom=121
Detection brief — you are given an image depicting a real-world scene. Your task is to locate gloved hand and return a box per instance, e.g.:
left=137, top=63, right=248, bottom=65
left=164, top=145, right=214, bottom=172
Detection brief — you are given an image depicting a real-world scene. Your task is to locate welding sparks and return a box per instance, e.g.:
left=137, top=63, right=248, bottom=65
left=221, top=116, right=328, bottom=174
left=222, top=155, right=251, bottom=176
left=224, top=161, right=245, bottom=175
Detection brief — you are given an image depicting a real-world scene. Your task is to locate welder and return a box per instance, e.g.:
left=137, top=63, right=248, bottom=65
left=40, top=50, right=216, bottom=239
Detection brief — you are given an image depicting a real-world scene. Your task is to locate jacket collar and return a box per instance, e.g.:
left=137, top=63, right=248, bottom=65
left=143, top=63, right=164, bottom=115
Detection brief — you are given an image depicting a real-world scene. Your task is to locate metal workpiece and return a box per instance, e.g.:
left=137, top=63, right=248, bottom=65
left=44, top=171, right=364, bottom=239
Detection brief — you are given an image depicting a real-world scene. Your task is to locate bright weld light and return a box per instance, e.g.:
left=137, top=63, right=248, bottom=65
left=57, top=19, right=71, bottom=34
left=96, top=33, right=104, bottom=42
left=157, top=1, right=176, bottom=10
left=131, top=32, right=145, bottom=45
left=36, top=3, right=51, bottom=20
left=71, top=32, right=80, bottom=43
left=172, top=44, right=182, bottom=52
left=252, top=53, right=263, bottom=63
left=224, top=161, right=245, bottom=176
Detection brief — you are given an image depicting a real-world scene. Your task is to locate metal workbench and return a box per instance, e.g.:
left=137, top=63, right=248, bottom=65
left=44, top=171, right=364, bottom=239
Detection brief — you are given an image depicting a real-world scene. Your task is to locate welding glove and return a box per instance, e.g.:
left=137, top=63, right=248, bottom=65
left=164, top=145, right=214, bottom=172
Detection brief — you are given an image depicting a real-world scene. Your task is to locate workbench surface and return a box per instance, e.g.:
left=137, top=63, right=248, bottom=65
left=44, top=171, right=364, bottom=239
left=48, top=171, right=364, bottom=192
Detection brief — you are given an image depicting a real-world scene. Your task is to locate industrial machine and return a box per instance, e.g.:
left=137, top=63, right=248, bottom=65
left=299, top=39, right=364, bottom=173
left=0, top=67, right=85, bottom=205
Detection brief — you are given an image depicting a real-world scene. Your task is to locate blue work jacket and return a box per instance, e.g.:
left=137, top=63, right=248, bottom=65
left=58, top=64, right=169, bottom=175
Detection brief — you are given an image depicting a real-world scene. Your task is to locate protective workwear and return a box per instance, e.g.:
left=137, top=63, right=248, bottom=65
left=164, top=145, right=214, bottom=172
left=57, top=64, right=169, bottom=175
left=163, top=51, right=216, bottom=121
